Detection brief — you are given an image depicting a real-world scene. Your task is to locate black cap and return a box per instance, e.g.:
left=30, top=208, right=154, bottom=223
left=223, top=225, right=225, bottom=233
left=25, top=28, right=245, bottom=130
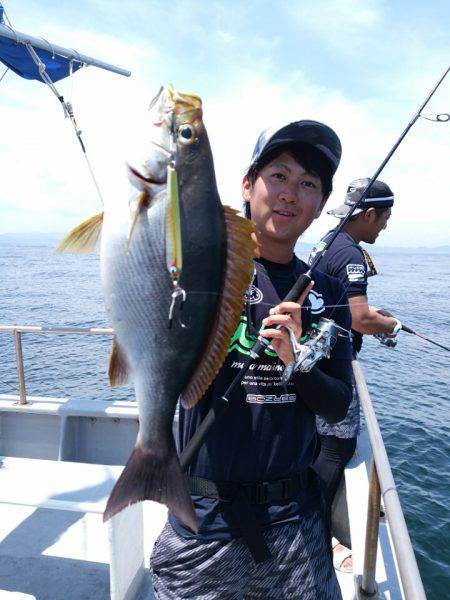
left=328, top=178, right=394, bottom=218
left=250, top=120, right=342, bottom=176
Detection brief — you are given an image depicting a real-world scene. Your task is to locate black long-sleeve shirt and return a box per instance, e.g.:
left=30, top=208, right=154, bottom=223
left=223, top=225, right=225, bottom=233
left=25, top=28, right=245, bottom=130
left=172, top=256, right=353, bottom=540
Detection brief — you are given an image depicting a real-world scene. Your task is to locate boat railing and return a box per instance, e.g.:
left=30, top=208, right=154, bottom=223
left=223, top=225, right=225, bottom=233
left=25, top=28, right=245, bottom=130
left=352, top=360, right=426, bottom=599
left=0, top=325, right=427, bottom=598
left=0, top=324, right=114, bottom=405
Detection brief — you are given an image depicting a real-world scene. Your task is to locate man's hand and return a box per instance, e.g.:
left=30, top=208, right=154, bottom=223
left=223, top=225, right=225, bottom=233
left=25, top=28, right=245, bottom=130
left=260, top=282, right=314, bottom=366
left=375, top=308, right=401, bottom=337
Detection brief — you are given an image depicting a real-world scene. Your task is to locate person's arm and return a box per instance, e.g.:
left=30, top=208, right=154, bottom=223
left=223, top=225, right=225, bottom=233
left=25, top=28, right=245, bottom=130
left=349, top=295, right=399, bottom=336
left=293, top=357, right=352, bottom=423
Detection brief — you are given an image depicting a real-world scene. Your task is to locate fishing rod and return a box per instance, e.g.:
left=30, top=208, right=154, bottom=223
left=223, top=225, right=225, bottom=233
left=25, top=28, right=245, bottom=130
left=179, top=65, right=450, bottom=471
left=402, top=324, right=450, bottom=353
left=375, top=309, right=450, bottom=352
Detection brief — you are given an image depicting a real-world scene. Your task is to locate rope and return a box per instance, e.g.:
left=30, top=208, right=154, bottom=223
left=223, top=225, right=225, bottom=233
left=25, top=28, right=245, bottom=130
left=1, top=5, right=19, bottom=44
left=24, top=43, right=105, bottom=206
left=2, top=4, right=14, bottom=28
left=0, top=66, right=9, bottom=83
left=79, top=149, right=105, bottom=206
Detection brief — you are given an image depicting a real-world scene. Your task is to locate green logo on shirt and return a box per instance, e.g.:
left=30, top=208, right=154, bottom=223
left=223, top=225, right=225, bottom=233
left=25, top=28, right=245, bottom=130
left=228, top=316, right=319, bottom=357
left=228, top=316, right=277, bottom=357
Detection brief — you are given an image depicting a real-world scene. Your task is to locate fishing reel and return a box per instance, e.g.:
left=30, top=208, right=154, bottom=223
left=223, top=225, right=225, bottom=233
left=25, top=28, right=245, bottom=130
left=373, top=333, right=397, bottom=348
left=281, top=318, right=346, bottom=384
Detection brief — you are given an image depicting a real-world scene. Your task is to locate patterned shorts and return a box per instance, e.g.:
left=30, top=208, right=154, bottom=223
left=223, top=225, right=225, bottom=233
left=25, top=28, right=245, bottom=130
left=316, top=380, right=360, bottom=439
left=150, top=511, right=342, bottom=600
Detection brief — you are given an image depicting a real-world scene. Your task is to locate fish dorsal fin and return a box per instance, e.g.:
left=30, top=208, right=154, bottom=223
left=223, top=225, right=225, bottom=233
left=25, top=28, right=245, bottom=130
left=56, top=212, right=104, bottom=254
left=180, top=206, right=257, bottom=408
left=108, top=338, right=129, bottom=387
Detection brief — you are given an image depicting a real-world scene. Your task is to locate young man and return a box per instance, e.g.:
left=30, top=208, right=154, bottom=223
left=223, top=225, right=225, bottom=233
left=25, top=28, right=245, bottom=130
left=150, top=121, right=353, bottom=599
left=309, top=178, right=401, bottom=571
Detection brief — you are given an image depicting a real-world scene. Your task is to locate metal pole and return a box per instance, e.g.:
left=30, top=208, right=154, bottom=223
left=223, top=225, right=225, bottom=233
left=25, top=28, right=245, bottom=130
left=360, top=459, right=381, bottom=596
left=13, top=330, right=27, bottom=405
left=0, top=23, right=131, bottom=77
left=0, top=325, right=114, bottom=335
left=352, top=361, right=427, bottom=600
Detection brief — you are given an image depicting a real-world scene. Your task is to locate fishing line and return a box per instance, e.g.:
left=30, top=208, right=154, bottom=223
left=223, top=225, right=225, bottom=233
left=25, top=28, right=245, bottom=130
left=182, top=290, right=433, bottom=311
left=0, top=377, right=22, bottom=394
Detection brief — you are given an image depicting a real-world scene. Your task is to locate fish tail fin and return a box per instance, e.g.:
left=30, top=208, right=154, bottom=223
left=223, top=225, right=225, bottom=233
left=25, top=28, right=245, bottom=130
left=56, top=212, right=104, bottom=253
left=103, top=443, right=199, bottom=533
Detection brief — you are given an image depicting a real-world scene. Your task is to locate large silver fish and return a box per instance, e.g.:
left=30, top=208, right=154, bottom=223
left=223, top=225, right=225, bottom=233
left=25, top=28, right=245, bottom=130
left=58, top=86, right=256, bottom=531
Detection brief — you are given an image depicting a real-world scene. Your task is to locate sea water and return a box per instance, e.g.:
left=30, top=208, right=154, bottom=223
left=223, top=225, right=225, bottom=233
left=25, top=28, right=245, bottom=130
left=0, top=238, right=449, bottom=597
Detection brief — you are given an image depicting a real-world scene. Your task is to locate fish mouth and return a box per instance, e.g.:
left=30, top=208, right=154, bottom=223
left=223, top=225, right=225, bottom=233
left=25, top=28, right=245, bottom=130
left=128, top=164, right=167, bottom=186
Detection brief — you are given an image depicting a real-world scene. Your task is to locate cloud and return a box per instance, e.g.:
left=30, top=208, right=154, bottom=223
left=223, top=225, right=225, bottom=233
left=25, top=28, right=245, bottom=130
left=0, top=1, right=449, bottom=246
left=288, top=0, right=382, bottom=53
left=204, top=71, right=450, bottom=246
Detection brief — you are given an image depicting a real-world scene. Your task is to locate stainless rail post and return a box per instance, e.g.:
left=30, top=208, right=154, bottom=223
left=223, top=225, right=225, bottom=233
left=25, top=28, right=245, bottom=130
left=353, top=360, right=427, bottom=600
left=13, top=330, right=27, bottom=405
left=0, top=324, right=115, bottom=402
left=360, top=459, right=381, bottom=597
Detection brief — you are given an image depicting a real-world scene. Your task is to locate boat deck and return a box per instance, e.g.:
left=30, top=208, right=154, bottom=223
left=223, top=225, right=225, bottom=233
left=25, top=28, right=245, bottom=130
left=0, top=393, right=406, bottom=599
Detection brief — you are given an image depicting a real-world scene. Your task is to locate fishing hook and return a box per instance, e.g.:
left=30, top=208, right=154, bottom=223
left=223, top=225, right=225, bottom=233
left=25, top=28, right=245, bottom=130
left=168, top=283, right=188, bottom=329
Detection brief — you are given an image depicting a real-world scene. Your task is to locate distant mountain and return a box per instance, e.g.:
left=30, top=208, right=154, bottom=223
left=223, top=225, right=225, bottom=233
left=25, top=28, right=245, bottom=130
left=296, top=240, right=450, bottom=256
left=367, top=245, right=450, bottom=255
left=1, top=233, right=449, bottom=254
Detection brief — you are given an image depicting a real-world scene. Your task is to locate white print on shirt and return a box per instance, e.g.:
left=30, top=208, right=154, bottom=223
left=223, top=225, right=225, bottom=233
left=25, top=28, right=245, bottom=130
left=246, top=394, right=296, bottom=405
left=230, top=362, right=284, bottom=371
left=244, top=284, right=263, bottom=304
left=346, top=263, right=365, bottom=282
left=308, top=290, right=325, bottom=314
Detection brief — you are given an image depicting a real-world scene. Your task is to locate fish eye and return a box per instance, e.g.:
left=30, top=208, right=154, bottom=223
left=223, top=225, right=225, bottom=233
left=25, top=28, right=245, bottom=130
left=178, top=124, right=196, bottom=145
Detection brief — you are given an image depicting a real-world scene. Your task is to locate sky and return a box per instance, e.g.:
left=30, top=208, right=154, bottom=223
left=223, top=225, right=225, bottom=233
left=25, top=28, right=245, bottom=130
left=0, top=0, right=449, bottom=247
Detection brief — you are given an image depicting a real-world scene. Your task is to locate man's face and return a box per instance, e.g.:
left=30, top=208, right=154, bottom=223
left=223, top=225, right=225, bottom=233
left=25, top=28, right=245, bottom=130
left=364, top=207, right=392, bottom=243
left=242, top=152, right=326, bottom=248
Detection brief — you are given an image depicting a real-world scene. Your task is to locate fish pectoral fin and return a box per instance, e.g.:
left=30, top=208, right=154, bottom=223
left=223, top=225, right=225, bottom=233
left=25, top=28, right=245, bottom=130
left=181, top=206, right=257, bottom=408
left=55, top=212, right=104, bottom=254
left=108, top=338, right=129, bottom=387
left=127, top=190, right=150, bottom=249
left=103, top=442, right=199, bottom=534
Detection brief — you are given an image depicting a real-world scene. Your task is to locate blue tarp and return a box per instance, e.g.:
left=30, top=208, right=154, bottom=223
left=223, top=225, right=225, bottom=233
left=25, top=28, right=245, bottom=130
left=0, top=35, right=83, bottom=83
left=0, top=2, right=83, bottom=84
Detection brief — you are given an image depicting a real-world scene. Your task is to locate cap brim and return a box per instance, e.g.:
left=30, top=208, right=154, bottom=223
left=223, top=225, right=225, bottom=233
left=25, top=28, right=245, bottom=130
left=327, top=203, right=364, bottom=218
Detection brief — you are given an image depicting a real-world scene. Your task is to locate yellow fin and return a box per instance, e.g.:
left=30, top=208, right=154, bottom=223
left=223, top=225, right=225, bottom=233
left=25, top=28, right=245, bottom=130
left=108, top=338, right=129, bottom=387
left=127, top=190, right=149, bottom=249
left=180, top=207, right=257, bottom=408
left=56, top=212, right=104, bottom=254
